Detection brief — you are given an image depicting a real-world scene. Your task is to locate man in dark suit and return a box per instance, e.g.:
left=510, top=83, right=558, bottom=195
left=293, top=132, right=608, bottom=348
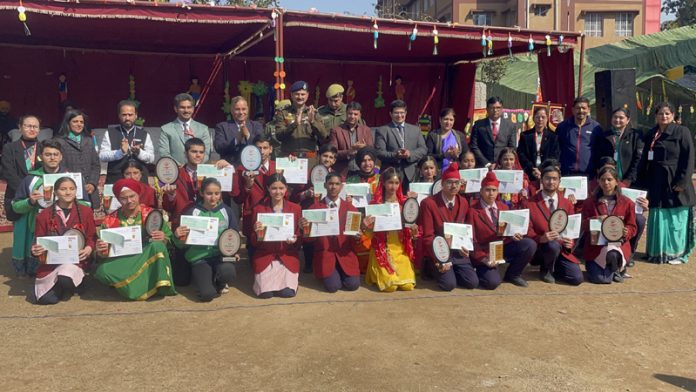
left=329, top=101, right=373, bottom=176
left=214, top=96, right=263, bottom=165
left=1, top=114, right=41, bottom=221
left=469, top=97, right=518, bottom=168
left=375, top=100, right=427, bottom=190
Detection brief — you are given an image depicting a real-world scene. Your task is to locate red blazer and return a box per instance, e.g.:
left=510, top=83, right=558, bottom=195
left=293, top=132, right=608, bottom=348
left=521, top=192, right=579, bottom=263
left=34, top=204, right=97, bottom=278
left=466, top=199, right=531, bottom=265
left=162, top=166, right=197, bottom=228
left=249, top=199, right=302, bottom=274
left=581, top=194, right=637, bottom=261
left=288, top=165, right=340, bottom=209
left=140, top=185, right=158, bottom=209
left=329, top=124, right=374, bottom=176
left=305, top=199, right=360, bottom=279
left=236, top=161, right=277, bottom=237
left=419, top=192, right=469, bottom=263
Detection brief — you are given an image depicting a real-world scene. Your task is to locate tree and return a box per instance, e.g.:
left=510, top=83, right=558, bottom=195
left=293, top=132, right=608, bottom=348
left=480, top=58, right=509, bottom=86
left=662, top=0, right=696, bottom=29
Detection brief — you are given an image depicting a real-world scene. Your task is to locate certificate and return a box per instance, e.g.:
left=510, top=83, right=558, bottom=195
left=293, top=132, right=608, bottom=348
left=498, top=209, right=530, bottom=236
left=622, top=187, right=648, bottom=214
left=103, top=184, right=115, bottom=197
left=489, top=240, right=505, bottom=264
left=257, top=213, right=295, bottom=242
left=275, top=158, right=308, bottom=184
left=589, top=218, right=607, bottom=245
left=443, top=222, right=474, bottom=251
left=197, top=164, right=234, bottom=192
left=303, top=208, right=340, bottom=237
left=409, top=182, right=433, bottom=195
left=561, top=176, right=588, bottom=200
left=181, top=215, right=219, bottom=246
left=459, top=169, right=486, bottom=193
left=365, top=203, right=402, bottom=232
left=342, top=183, right=372, bottom=208
left=37, top=236, right=80, bottom=264
left=344, top=211, right=362, bottom=236
left=313, top=182, right=327, bottom=197
left=494, top=170, right=524, bottom=193
left=560, top=214, right=582, bottom=239
left=100, top=226, right=143, bottom=257
left=44, top=172, right=84, bottom=199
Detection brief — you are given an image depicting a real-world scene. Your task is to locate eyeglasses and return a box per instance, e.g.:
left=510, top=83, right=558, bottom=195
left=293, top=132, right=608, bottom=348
left=444, top=180, right=461, bottom=186
left=22, top=124, right=39, bottom=129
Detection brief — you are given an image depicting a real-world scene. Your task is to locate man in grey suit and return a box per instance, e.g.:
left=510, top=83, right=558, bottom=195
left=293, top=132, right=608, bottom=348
left=469, top=96, right=518, bottom=168
left=158, top=93, right=212, bottom=165
left=375, top=100, right=427, bottom=190
left=214, top=96, right=263, bottom=165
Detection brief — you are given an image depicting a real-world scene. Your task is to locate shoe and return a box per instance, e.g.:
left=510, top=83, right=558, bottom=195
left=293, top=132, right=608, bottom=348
left=505, top=276, right=529, bottom=287
left=627, top=256, right=635, bottom=267
left=218, top=284, right=230, bottom=294
left=540, top=271, right=555, bottom=284
left=612, top=272, right=624, bottom=283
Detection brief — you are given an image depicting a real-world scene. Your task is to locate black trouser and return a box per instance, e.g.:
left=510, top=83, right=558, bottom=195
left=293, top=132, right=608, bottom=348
left=37, top=276, right=76, bottom=305
left=172, top=248, right=192, bottom=287
left=191, top=259, right=237, bottom=302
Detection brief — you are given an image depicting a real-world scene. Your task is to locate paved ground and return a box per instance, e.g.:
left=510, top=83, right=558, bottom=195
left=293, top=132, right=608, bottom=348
left=1, top=232, right=696, bottom=392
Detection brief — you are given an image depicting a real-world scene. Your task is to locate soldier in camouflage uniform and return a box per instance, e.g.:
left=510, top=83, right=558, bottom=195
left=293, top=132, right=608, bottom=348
left=272, top=81, right=328, bottom=160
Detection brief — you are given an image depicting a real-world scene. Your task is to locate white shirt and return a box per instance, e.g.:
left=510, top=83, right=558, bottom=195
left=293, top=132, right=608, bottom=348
left=441, top=194, right=456, bottom=209
left=324, top=196, right=341, bottom=209
left=489, top=118, right=501, bottom=130
left=99, top=126, right=155, bottom=164
left=542, top=191, right=558, bottom=210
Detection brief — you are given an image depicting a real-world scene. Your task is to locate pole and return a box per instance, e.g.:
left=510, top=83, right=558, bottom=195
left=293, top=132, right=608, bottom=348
left=577, top=34, right=585, bottom=97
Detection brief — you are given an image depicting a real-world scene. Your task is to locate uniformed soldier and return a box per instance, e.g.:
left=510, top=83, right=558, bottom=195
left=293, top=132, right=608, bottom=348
left=317, top=83, right=347, bottom=131
left=272, top=81, right=328, bottom=160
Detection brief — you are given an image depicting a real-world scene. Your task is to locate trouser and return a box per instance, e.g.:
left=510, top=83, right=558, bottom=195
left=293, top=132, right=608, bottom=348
left=503, top=238, right=536, bottom=279
left=172, top=248, right=192, bottom=286
left=303, top=243, right=314, bottom=272
left=426, top=260, right=478, bottom=291
left=222, top=194, right=241, bottom=223
left=630, top=214, right=646, bottom=255
left=191, top=259, right=237, bottom=302
left=37, top=276, right=76, bottom=305
left=533, top=241, right=583, bottom=285
left=587, top=250, right=621, bottom=284
left=322, top=263, right=360, bottom=293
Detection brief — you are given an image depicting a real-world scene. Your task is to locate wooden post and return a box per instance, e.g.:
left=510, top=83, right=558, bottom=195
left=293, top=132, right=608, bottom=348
left=577, top=34, right=585, bottom=97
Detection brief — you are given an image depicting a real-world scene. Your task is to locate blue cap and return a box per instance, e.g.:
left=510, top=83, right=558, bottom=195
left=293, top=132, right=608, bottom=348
left=290, top=81, right=308, bottom=93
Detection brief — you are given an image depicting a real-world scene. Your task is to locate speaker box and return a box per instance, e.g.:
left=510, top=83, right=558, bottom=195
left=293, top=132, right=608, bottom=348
left=594, top=69, right=637, bottom=129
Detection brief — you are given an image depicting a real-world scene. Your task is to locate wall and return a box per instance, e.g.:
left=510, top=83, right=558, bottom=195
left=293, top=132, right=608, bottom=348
left=575, top=0, right=644, bottom=48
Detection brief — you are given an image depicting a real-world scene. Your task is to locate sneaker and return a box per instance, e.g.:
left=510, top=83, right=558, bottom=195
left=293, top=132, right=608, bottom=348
left=612, top=272, right=624, bottom=283
left=218, top=284, right=230, bottom=294
left=540, top=271, right=555, bottom=284
left=505, top=276, right=529, bottom=287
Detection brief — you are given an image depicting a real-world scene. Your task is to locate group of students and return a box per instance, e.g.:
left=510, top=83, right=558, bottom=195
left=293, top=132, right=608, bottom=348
left=5, top=97, right=695, bottom=305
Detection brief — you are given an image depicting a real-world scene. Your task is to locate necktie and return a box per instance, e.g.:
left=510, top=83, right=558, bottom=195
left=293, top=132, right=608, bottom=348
left=183, top=122, right=193, bottom=138
left=492, top=121, right=498, bottom=140
left=398, top=124, right=405, bottom=148
left=489, top=207, right=498, bottom=226
left=548, top=198, right=555, bottom=212
left=259, top=164, right=267, bottom=174
left=192, top=170, right=198, bottom=194
left=330, top=202, right=337, bottom=209
left=447, top=202, right=454, bottom=211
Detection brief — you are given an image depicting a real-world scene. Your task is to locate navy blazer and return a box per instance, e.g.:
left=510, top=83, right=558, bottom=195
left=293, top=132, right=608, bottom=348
left=214, top=119, right=264, bottom=164
left=469, top=117, right=518, bottom=167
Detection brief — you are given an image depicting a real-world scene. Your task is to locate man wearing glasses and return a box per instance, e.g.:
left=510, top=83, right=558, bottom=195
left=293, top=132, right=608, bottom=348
left=469, top=97, right=518, bottom=168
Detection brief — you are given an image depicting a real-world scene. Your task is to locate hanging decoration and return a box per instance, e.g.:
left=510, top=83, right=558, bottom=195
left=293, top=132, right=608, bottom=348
left=432, top=26, right=439, bottom=56
left=480, top=31, right=487, bottom=57
left=238, top=81, right=253, bottom=106
left=408, top=25, right=418, bottom=51
left=373, top=20, right=379, bottom=50
left=635, top=91, right=643, bottom=112
left=528, top=35, right=534, bottom=57
left=187, top=77, right=202, bottom=106
left=252, top=81, right=268, bottom=117
left=222, top=80, right=232, bottom=120
left=346, top=80, right=356, bottom=103
left=558, top=35, right=567, bottom=53
left=271, top=10, right=278, bottom=28
left=507, top=33, right=513, bottom=58
left=17, top=4, right=30, bottom=36
left=646, top=87, right=653, bottom=115
left=486, top=32, right=493, bottom=56
left=314, top=85, right=321, bottom=107
left=545, top=34, right=552, bottom=56
left=374, top=76, right=385, bottom=109
left=678, top=104, right=683, bottom=120
left=58, top=74, right=68, bottom=103
left=128, top=74, right=144, bottom=126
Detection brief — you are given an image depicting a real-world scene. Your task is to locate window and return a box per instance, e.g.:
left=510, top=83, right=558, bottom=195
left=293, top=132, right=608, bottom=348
left=615, top=13, right=634, bottom=37
left=584, top=12, right=603, bottom=37
left=533, top=5, right=551, bottom=17
left=473, top=12, right=493, bottom=26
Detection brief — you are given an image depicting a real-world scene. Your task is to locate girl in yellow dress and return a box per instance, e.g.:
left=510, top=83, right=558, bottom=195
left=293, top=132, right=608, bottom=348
left=361, top=167, right=418, bottom=292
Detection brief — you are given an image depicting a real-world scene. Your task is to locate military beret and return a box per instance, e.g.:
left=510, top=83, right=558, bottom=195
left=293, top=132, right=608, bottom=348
left=325, top=83, right=345, bottom=98
left=290, top=81, right=308, bottom=93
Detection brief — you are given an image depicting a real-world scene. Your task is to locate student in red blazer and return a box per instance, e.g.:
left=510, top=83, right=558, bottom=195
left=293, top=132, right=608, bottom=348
left=521, top=165, right=583, bottom=285
left=250, top=173, right=302, bottom=298
left=581, top=166, right=637, bottom=284
left=300, top=172, right=361, bottom=292
left=162, top=138, right=207, bottom=228
left=419, top=163, right=475, bottom=291
left=466, top=171, right=536, bottom=289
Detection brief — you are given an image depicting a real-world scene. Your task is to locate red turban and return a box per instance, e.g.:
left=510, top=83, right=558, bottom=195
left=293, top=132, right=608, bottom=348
left=113, top=178, right=142, bottom=196
left=441, top=162, right=460, bottom=182
left=481, top=171, right=500, bottom=188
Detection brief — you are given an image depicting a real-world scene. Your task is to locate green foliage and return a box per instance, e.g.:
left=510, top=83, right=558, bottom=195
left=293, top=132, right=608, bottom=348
left=662, top=0, right=696, bottom=29
left=480, top=58, right=509, bottom=86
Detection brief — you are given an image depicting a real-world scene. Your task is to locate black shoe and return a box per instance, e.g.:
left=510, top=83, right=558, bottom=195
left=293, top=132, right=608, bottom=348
left=627, top=257, right=635, bottom=267
left=505, top=276, right=529, bottom=287
left=540, top=271, right=555, bottom=284
left=613, top=272, right=624, bottom=283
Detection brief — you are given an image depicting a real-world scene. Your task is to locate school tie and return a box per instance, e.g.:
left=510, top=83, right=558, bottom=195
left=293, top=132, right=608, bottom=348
left=491, top=121, right=498, bottom=140
left=192, top=170, right=198, bottom=193
left=548, top=198, right=555, bottom=212
left=183, top=122, right=193, bottom=138
left=330, top=202, right=337, bottom=209
left=447, top=202, right=454, bottom=211
left=489, top=207, right=498, bottom=226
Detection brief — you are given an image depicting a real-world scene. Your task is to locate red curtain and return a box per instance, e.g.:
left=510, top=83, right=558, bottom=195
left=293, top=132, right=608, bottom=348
left=447, top=63, right=477, bottom=125
left=538, top=49, right=575, bottom=117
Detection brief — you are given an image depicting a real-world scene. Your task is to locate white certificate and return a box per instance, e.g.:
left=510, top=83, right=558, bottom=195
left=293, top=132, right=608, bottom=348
left=343, top=182, right=371, bottom=197
left=100, top=226, right=143, bottom=257
left=37, top=235, right=80, bottom=264
left=275, top=158, right=308, bottom=184
left=302, top=208, right=340, bottom=237
left=365, top=203, right=402, bottom=232
left=590, top=218, right=607, bottom=245
left=181, top=215, right=219, bottom=246
left=561, top=176, right=588, bottom=200
left=560, top=213, right=582, bottom=240
left=622, top=188, right=648, bottom=214
left=443, top=223, right=474, bottom=251
left=460, top=169, right=486, bottom=193
left=103, top=184, right=115, bottom=197
left=44, top=172, right=84, bottom=199
left=494, top=170, right=524, bottom=193
left=499, top=209, right=530, bottom=236
left=197, top=164, right=234, bottom=192
left=257, top=213, right=295, bottom=242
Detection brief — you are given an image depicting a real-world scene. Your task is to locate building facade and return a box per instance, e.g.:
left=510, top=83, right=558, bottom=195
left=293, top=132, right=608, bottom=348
left=376, top=0, right=661, bottom=48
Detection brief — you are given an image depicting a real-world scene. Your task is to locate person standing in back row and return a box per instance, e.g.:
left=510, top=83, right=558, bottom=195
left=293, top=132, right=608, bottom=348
left=556, top=96, right=603, bottom=177
left=159, top=93, right=212, bottom=165
left=469, top=97, right=518, bottom=168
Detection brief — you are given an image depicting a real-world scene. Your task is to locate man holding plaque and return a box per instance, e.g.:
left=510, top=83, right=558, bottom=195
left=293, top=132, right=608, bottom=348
left=300, top=172, right=361, bottom=293
left=420, top=163, right=476, bottom=291
left=467, top=171, right=536, bottom=288
left=522, top=165, right=583, bottom=285
left=158, top=93, right=212, bottom=165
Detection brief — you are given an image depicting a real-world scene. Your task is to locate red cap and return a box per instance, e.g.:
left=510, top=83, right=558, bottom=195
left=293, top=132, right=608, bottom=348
left=441, top=162, right=460, bottom=182
left=481, top=171, right=500, bottom=188
left=113, top=178, right=142, bottom=196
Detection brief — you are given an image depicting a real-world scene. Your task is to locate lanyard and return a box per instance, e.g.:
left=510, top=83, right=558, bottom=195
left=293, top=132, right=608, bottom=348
left=21, top=140, right=37, bottom=168
left=649, top=130, right=663, bottom=151
left=55, top=206, right=71, bottom=228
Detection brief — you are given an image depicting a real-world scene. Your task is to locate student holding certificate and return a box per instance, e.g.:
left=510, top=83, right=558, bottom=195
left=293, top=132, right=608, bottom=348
left=420, top=163, right=475, bottom=291
left=457, top=151, right=479, bottom=204
left=174, top=178, right=239, bottom=302
left=31, top=177, right=96, bottom=305
left=11, top=139, right=90, bottom=277
left=300, top=172, right=361, bottom=293
left=581, top=166, right=637, bottom=284
left=467, top=172, right=536, bottom=288
left=494, top=147, right=535, bottom=210
left=521, top=165, right=583, bottom=285
left=345, top=147, right=380, bottom=272
left=94, top=179, right=177, bottom=300
left=250, top=174, right=302, bottom=298
left=359, top=167, right=417, bottom=292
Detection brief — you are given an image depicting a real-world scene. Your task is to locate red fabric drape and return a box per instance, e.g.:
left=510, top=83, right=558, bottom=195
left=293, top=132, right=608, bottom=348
left=448, top=63, right=477, bottom=123
left=538, top=49, right=575, bottom=117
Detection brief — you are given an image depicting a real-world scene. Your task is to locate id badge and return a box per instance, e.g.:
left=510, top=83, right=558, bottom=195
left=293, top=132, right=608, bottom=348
left=613, top=151, right=619, bottom=161
left=648, top=151, right=654, bottom=161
